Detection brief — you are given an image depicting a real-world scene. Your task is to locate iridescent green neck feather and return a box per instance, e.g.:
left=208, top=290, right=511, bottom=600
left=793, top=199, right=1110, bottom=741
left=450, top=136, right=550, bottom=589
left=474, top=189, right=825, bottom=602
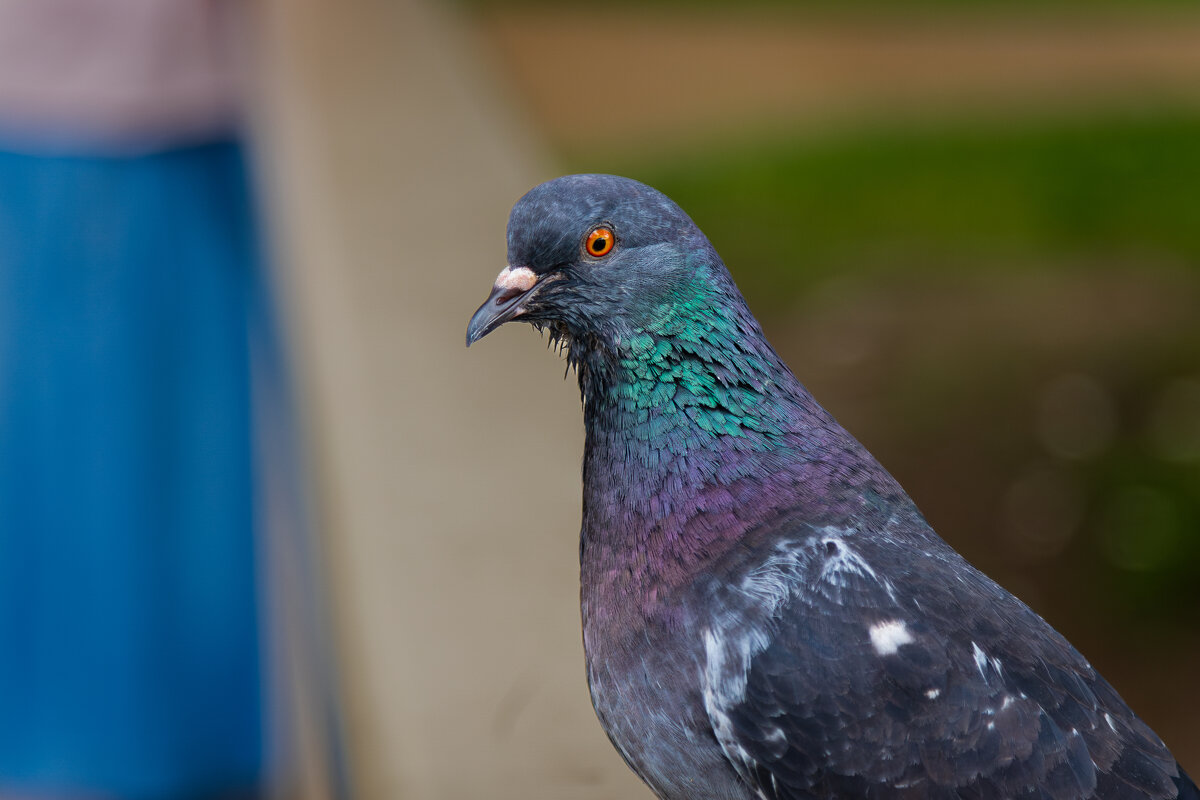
left=579, top=266, right=805, bottom=460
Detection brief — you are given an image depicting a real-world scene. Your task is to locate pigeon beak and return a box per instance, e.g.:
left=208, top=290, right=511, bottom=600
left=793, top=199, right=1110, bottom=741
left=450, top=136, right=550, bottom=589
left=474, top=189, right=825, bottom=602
left=466, top=265, right=541, bottom=346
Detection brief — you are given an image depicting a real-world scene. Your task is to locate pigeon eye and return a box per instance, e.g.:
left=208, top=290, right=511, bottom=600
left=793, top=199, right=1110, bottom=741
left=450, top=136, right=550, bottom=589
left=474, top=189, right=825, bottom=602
left=585, top=227, right=615, bottom=258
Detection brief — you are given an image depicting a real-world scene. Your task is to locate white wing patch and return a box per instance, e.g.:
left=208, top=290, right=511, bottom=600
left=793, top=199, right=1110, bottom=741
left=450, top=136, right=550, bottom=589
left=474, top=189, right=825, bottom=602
left=869, top=620, right=914, bottom=655
left=704, top=527, right=904, bottom=791
left=741, top=528, right=898, bottom=614
left=703, top=627, right=766, bottom=775
left=973, top=642, right=989, bottom=678
left=971, top=641, right=1004, bottom=683
left=820, top=536, right=878, bottom=583
left=819, top=535, right=899, bottom=604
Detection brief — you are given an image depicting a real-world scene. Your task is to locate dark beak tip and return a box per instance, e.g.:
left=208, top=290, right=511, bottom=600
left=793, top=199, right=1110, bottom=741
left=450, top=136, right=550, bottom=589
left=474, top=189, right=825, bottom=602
left=465, top=309, right=490, bottom=348
left=466, top=286, right=521, bottom=348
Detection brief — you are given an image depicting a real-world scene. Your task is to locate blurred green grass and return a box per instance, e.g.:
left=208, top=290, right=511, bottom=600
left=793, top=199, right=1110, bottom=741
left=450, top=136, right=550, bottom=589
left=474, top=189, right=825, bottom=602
left=571, top=111, right=1200, bottom=316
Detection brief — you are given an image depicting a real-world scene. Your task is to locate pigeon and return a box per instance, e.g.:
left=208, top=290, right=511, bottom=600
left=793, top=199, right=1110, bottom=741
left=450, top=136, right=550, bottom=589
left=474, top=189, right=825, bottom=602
left=466, top=174, right=1197, bottom=800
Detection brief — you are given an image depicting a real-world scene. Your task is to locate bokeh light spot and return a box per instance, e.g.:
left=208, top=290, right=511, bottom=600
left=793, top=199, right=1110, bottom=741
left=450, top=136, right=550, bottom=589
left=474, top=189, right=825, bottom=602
left=1099, top=485, right=1182, bottom=572
left=1001, top=463, right=1085, bottom=561
left=1145, top=376, right=1200, bottom=463
left=1036, top=373, right=1117, bottom=460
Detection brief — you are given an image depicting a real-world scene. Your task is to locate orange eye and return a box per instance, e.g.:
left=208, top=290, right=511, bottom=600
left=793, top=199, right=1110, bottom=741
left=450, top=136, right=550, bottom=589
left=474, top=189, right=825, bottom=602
left=585, top=226, right=615, bottom=258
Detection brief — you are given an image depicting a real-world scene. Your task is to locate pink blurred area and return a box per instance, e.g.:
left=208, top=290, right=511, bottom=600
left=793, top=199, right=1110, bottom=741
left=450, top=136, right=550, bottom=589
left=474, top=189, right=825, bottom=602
left=0, top=0, right=246, bottom=152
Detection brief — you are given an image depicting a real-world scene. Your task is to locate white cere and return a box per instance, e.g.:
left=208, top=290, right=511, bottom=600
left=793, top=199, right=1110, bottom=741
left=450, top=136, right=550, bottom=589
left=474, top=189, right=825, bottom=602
left=494, top=265, right=537, bottom=292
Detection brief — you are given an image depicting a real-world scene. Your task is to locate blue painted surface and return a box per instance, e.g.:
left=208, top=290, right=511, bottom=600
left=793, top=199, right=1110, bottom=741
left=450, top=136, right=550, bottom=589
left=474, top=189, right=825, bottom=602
left=0, top=141, right=264, bottom=798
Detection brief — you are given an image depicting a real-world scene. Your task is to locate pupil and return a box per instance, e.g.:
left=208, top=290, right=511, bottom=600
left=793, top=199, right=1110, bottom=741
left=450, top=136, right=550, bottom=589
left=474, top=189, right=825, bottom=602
left=592, top=235, right=607, bottom=252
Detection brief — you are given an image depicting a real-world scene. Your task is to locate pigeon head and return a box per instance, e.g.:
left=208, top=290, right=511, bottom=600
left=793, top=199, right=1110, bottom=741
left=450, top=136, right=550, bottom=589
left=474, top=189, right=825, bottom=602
left=466, top=174, right=741, bottom=362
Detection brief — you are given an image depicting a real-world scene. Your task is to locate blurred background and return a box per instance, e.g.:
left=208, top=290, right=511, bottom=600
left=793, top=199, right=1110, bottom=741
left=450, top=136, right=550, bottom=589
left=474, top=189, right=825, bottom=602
left=1, top=0, right=1197, bottom=798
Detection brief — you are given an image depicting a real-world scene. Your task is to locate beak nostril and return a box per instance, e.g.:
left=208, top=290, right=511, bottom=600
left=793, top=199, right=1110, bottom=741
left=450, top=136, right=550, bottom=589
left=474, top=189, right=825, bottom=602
left=493, top=287, right=523, bottom=305
left=467, top=271, right=542, bottom=347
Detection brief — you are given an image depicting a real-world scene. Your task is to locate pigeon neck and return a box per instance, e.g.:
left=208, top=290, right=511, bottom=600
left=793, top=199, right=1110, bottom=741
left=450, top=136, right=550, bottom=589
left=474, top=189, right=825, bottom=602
left=580, top=296, right=798, bottom=456
left=576, top=288, right=859, bottom=600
